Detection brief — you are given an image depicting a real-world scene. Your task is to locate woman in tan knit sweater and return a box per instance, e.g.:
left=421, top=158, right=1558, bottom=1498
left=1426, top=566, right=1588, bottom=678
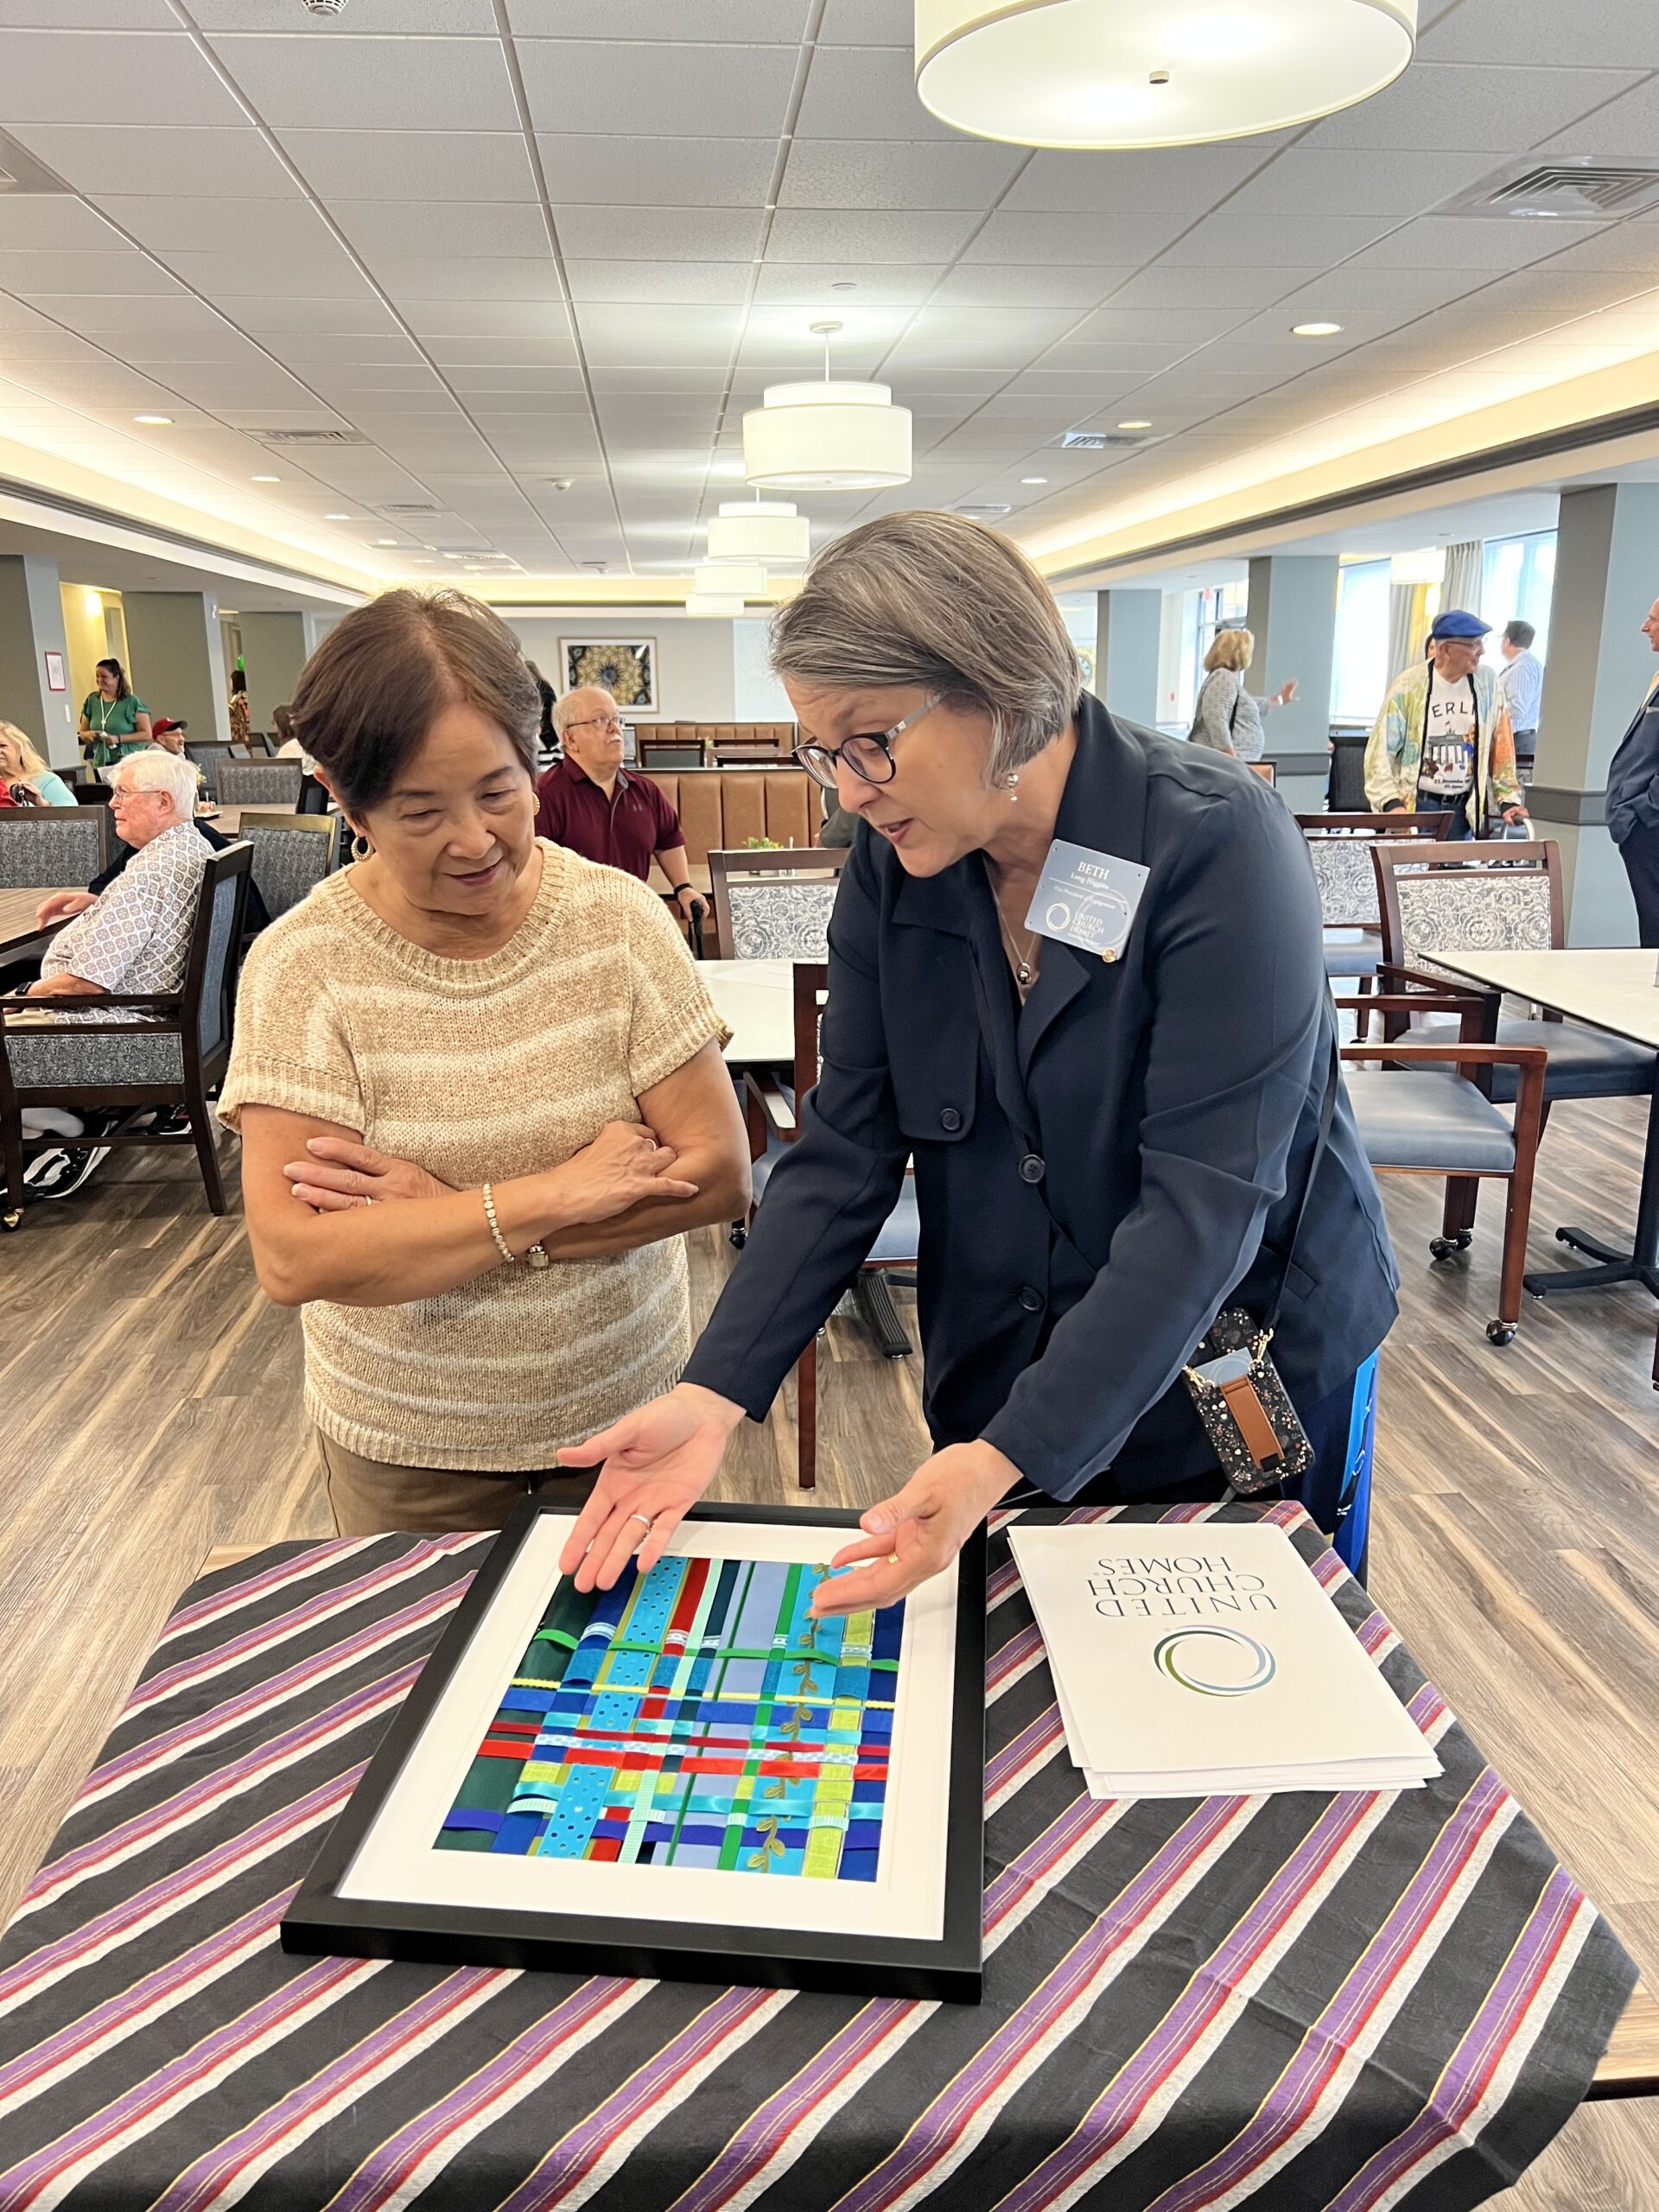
left=218, top=591, right=750, bottom=1535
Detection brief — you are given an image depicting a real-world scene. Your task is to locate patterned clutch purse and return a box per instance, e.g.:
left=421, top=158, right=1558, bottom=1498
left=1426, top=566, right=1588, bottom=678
left=1181, top=1308, right=1313, bottom=1497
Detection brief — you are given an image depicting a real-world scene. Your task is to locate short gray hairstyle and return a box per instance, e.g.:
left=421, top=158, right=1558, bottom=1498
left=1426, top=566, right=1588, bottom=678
left=770, top=511, right=1082, bottom=780
left=552, top=685, right=614, bottom=739
left=114, top=747, right=200, bottom=817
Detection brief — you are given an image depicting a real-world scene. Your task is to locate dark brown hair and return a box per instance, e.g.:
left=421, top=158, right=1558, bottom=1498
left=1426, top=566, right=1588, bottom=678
left=289, top=588, right=537, bottom=813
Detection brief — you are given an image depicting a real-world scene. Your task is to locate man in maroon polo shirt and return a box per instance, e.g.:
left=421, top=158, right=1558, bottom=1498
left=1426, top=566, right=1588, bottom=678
left=534, top=686, right=702, bottom=929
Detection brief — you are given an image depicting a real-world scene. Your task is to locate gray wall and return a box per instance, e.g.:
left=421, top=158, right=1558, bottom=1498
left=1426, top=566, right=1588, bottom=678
left=122, top=591, right=232, bottom=743
left=502, top=612, right=735, bottom=720
left=1093, top=588, right=1161, bottom=727
left=0, top=554, right=75, bottom=767
left=1244, top=554, right=1338, bottom=757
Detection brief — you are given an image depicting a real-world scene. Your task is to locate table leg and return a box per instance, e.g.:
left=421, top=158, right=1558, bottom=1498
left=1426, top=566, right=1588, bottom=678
left=1524, top=1085, right=1659, bottom=1301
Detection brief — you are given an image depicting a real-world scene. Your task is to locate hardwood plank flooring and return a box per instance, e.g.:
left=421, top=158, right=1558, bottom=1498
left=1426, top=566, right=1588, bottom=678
left=2, top=1097, right=1656, bottom=2205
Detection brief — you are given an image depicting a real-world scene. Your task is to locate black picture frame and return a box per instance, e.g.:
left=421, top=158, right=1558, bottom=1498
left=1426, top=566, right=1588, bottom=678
left=281, top=1500, right=986, bottom=2004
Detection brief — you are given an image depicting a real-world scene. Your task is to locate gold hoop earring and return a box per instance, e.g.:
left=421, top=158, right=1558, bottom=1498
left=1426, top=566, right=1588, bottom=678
left=352, top=830, right=372, bottom=861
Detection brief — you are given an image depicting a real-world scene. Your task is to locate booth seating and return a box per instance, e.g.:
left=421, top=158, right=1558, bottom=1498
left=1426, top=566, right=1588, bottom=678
left=636, top=764, right=817, bottom=897
left=642, top=721, right=794, bottom=764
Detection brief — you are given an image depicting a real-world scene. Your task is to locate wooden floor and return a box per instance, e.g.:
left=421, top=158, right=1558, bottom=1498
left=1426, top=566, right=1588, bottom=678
left=3, top=1100, right=1657, bottom=2208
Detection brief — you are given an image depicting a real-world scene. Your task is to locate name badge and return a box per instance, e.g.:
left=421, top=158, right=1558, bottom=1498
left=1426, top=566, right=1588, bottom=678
left=1024, top=838, right=1149, bottom=964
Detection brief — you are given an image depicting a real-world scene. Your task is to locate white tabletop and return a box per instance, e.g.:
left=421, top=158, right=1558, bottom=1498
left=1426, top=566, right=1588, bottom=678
left=702, top=957, right=794, bottom=1065
left=1428, top=947, right=1659, bottom=1051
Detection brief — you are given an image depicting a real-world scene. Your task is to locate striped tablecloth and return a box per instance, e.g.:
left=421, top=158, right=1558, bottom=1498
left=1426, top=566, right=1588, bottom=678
left=0, top=1502, right=1634, bottom=2212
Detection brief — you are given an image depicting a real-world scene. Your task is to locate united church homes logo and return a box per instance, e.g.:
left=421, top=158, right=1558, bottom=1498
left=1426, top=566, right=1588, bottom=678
left=1152, top=1627, right=1277, bottom=1698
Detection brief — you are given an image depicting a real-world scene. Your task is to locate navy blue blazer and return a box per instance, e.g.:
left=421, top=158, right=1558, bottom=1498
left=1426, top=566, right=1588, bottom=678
left=683, top=696, right=1398, bottom=1500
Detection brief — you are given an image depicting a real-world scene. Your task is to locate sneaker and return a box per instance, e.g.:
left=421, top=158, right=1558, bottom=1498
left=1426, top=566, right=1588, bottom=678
left=23, top=1145, right=110, bottom=1200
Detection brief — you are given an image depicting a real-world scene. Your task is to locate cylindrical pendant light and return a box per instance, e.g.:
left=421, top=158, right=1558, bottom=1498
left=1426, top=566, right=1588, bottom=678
left=744, top=381, right=912, bottom=491
left=915, top=0, right=1417, bottom=150
left=706, top=499, right=811, bottom=566
left=1389, top=548, right=1445, bottom=587
left=684, top=589, right=747, bottom=617
left=692, top=559, right=767, bottom=599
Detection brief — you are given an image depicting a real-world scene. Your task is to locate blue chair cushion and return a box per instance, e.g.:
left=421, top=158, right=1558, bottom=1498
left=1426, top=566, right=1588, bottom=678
left=1411, top=1014, right=1656, bottom=1103
left=1325, top=935, right=1382, bottom=981
left=1345, top=1068, right=1516, bottom=1173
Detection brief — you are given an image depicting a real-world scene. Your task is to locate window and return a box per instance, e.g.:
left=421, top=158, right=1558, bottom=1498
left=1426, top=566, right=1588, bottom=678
left=1480, top=531, right=1556, bottom=664
left=1331, top=559, right=1391, bottom=723
left=1173, top=580, right=1249, bottom=728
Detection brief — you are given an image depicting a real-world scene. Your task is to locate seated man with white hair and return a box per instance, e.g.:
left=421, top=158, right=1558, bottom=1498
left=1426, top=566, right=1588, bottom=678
left=9, top=747, right=214, bottom=1201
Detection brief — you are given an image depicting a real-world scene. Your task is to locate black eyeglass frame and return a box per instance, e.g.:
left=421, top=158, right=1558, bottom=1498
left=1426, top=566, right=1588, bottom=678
left=791, top=691, right=944, bottom=792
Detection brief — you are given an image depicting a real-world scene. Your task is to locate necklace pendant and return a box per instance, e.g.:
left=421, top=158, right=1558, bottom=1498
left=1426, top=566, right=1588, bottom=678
left=1017, top=960, right=1033, bottom=987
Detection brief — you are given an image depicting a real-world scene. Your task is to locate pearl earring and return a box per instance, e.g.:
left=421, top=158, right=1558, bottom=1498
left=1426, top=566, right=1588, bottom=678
left=1002, top=770, right=1020, bottom=803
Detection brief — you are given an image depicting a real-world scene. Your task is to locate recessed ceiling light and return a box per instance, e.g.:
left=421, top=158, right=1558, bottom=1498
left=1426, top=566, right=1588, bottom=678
left=374, top=537, right=397, bottom=546
left=324, top=512, right=351, bottom=520
left=134, top=413, right=172, bottom=424
left=1117, top=419, right=1153, bottom=430
left=1292, top=321, right=1344, bottom=337
left=251, top=474, right=279, bottom=482
left=1020, top=475, right=1048, bottom=485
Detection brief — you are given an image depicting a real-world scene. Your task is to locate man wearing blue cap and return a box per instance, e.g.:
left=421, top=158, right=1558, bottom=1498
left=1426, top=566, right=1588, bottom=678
left=1365, top=609, right=1528, bottom=839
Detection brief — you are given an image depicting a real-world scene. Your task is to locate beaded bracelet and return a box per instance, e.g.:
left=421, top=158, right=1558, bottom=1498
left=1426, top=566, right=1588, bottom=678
left=481, top=1181, right=550, bottom=1270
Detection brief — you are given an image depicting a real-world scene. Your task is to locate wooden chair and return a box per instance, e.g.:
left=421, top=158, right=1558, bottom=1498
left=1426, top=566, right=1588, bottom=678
left=638, top=734, right=707, bottom=769
left=709, top=845, right=849, bottom=962
left=1297, top=812, right=1454, bottom=995
left=215, top=759, right=303, bottom=810
left=742, top=961, right=918, bottom=1487
left=1335, top=988, right=1547, bottom=1344
left=234, top=810, right=342, bottom=923
left=0, top=843, right=253, bottom=1229
left=0, top=806, right=111, bottom=890
left=1247, top=760, right=1276, bottom=785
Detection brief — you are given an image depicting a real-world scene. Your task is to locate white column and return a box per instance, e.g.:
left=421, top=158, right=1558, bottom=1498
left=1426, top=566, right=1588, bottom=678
left=0, top=554, right=77, bottom=768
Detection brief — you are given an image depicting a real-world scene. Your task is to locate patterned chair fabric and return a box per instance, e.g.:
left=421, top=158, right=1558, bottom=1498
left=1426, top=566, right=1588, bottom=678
left=3, top=1027, right=183, bottom=1090
left=1395, top=874, right=1553, bottom=960
left=0, top=810, right=105, bottom=890
left=1306, top=837, right=1383, bottom=928
left=726, top=880, right=837, bottom=962
left=245, top=825, right=335, bottom=920
left=215, top=760, right=303, bottom=808
left=198, top=868, right=242, bottom=1058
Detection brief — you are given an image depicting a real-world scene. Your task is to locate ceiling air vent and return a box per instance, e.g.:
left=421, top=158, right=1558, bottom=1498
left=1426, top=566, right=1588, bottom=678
left=380, top=501, right=440, bottom=516
left=1442, top=160, right=1659, bottom=220
left=251, top=429, right=369, bottom=445
left=1052, top=429, right=1148, bottom=450
left=954, top=503, right=1013, bottom=519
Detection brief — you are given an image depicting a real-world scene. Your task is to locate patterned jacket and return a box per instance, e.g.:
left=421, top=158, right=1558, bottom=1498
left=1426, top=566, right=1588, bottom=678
left=1364, top=659, right=1522, bottom=830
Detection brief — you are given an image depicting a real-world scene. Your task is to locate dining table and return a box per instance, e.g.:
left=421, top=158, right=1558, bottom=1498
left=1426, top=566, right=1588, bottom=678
left=702, top=956, right=794, bottom=1066
left=1427, top=946, right=1659, bottom=1302
left=0, top=887, right=71, bottom=964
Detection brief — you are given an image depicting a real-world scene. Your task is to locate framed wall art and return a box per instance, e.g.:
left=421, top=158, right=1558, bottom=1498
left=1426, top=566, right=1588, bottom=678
left=283, top=1501, right=986, bottom=2002
left=560, top=637, right=657, bottom=715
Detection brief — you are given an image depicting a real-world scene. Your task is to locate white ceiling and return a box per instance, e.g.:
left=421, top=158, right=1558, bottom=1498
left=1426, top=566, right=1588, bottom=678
left=0, top=0, right=1657, bottom=591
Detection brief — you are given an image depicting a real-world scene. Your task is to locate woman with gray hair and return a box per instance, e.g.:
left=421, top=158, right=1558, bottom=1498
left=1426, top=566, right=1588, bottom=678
left=558, top=512, right=1397, bottom=1611
left=1188, top=628, right=1297, bottom=762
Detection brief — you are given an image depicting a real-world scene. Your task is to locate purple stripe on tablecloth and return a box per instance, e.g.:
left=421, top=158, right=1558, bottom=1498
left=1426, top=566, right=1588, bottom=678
left=494, top=1987, right=773, bottom=2212
left=0, top=1956, right=367, bottom=2205
left=985, top=1706, right=1065, bottom=1802
left=155, top=1540, right=383, bottom=1645
left=1323, top=1866, right=1584, bottom=2212
left=146, top=1967, right=505, bottom=2212
left=984, top=1793, right=1112, bottom=1938
left=988, top=1621, right=1043, bottom=1694
left=668, top=1999, right=918, bottom=2212
left=325, top=1980, right=636, bottom=2212
left=0, top=1770, right=360, bottom=2012
left=25, top=1662, right=420, bottom=1907
left=995, top=1790, right=1382, bottom=2212
left=832, top=1796, right=1255, bottom=2212
left=1141, top=1767, right=1513, bottom=2212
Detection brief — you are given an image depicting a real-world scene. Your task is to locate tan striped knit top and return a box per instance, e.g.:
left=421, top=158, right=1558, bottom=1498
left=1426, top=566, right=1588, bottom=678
left=219, top=841, right=727, bottom=1472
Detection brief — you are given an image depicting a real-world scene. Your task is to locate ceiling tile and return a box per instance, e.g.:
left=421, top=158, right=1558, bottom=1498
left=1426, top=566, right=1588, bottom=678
left=963, top=211, right=1186, bottom=265
left=1531, top=75, right=1659, bottom=156
left=1103, top=266, right=1317, bottom=310
left=11, top=122, right=302, bottom=200
left=1345, top=216, right=1611, bottom=270
left=330, top=200, right=550, bottom=260
left=564, top=262, right=753, bottom=305
left=0, top=31, right=245, bottom=125
left=575, top=303, right=743, bottom=366
left=1297, top=60, right=1643, bottom=151
left=588, top=366, right=727, bottom=392
left=92, top=196, right=343, bottom=257
left=445, top=364, right=590, bottom=391
left=0, top=199, right=123, bottom=251
left=795, top=45, right=963, bottom=140
left=517, top=41, right=798, bottom=137
left=930, top=264, right=1127, bottom=309
left=194, top=0, right=499, bottom=26
left=210, top=33, right=520, bottom=131
left=510, top=0, right=809, bottom=34
left=425, top=336, right=583, bottom=365
left=370, top=256, right=565, bottom=302
left=1547, top=229, right=1659, bottom=273
left=779, top=140, right=1023, bottom=211
left=276, top=128, right=537, bottom=201
left=160, top=246, right=374, bottom=300
left=1223, top=148, right=1502, bottom=219
left=536, top=134, right=776, bottom=209
left=766, top=208, right=980, bottom=262
left=1002, top=142, right=1290, bottom=215
left=1420, top=0, right=1659, bottom=67
left=0, top=248, right=184, bottom=296
left=753, top=263, right=944, bottom=304
left=0, top=1, right=173, bottom=20
left=399, top=302, right=575, bottom=340
left=1157, top=213, right=1405, bottom=265
left=8, top=291, right=221, bottom=334
left=219, top=296, right=407, bottom=335
left=552, top=205, right=765, bottom=262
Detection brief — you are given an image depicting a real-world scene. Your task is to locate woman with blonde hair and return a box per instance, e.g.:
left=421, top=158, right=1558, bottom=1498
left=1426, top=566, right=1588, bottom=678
left=0, top=723, right=76, bottom=808
left=1188, top=627, right=1297, bottom=761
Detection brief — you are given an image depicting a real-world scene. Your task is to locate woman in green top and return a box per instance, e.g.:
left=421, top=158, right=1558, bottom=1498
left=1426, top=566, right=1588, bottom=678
left=79, top=658, right=151, bottom=766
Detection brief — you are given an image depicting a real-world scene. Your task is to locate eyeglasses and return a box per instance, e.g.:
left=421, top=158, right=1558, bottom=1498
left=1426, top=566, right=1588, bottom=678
left=791, top=692, right=942, bottom=792
left=565, top=714, right=625, bottom=734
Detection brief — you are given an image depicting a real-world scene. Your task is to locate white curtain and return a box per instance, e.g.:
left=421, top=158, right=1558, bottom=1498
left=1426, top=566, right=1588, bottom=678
left=1441, top=541, right=1484, bottom=619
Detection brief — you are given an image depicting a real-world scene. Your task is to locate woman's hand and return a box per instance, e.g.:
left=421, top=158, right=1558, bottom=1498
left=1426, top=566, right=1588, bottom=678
left=556, top=1382, right=747, bottom=1589
left=35, top=889, right=97, bottom=928
left=809, top=1441, right=1023, bottom=1618
left=548, top=1120, right=699, bottom=1225
left=283, top=1135, right=455, bottom=1211
left=1272, top=678, right=1300, bottom=706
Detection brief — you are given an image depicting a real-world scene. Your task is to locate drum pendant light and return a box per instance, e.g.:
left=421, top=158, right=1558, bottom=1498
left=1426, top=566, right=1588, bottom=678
left=914, top=0, right=1418, bottom=150
left=684, top=589, right=747, bottom=617
left=692, top=560, right=767, bottom=599
left=706, top=499, right=811, bottom=566
left=742, top=323, right=912, bottom=493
